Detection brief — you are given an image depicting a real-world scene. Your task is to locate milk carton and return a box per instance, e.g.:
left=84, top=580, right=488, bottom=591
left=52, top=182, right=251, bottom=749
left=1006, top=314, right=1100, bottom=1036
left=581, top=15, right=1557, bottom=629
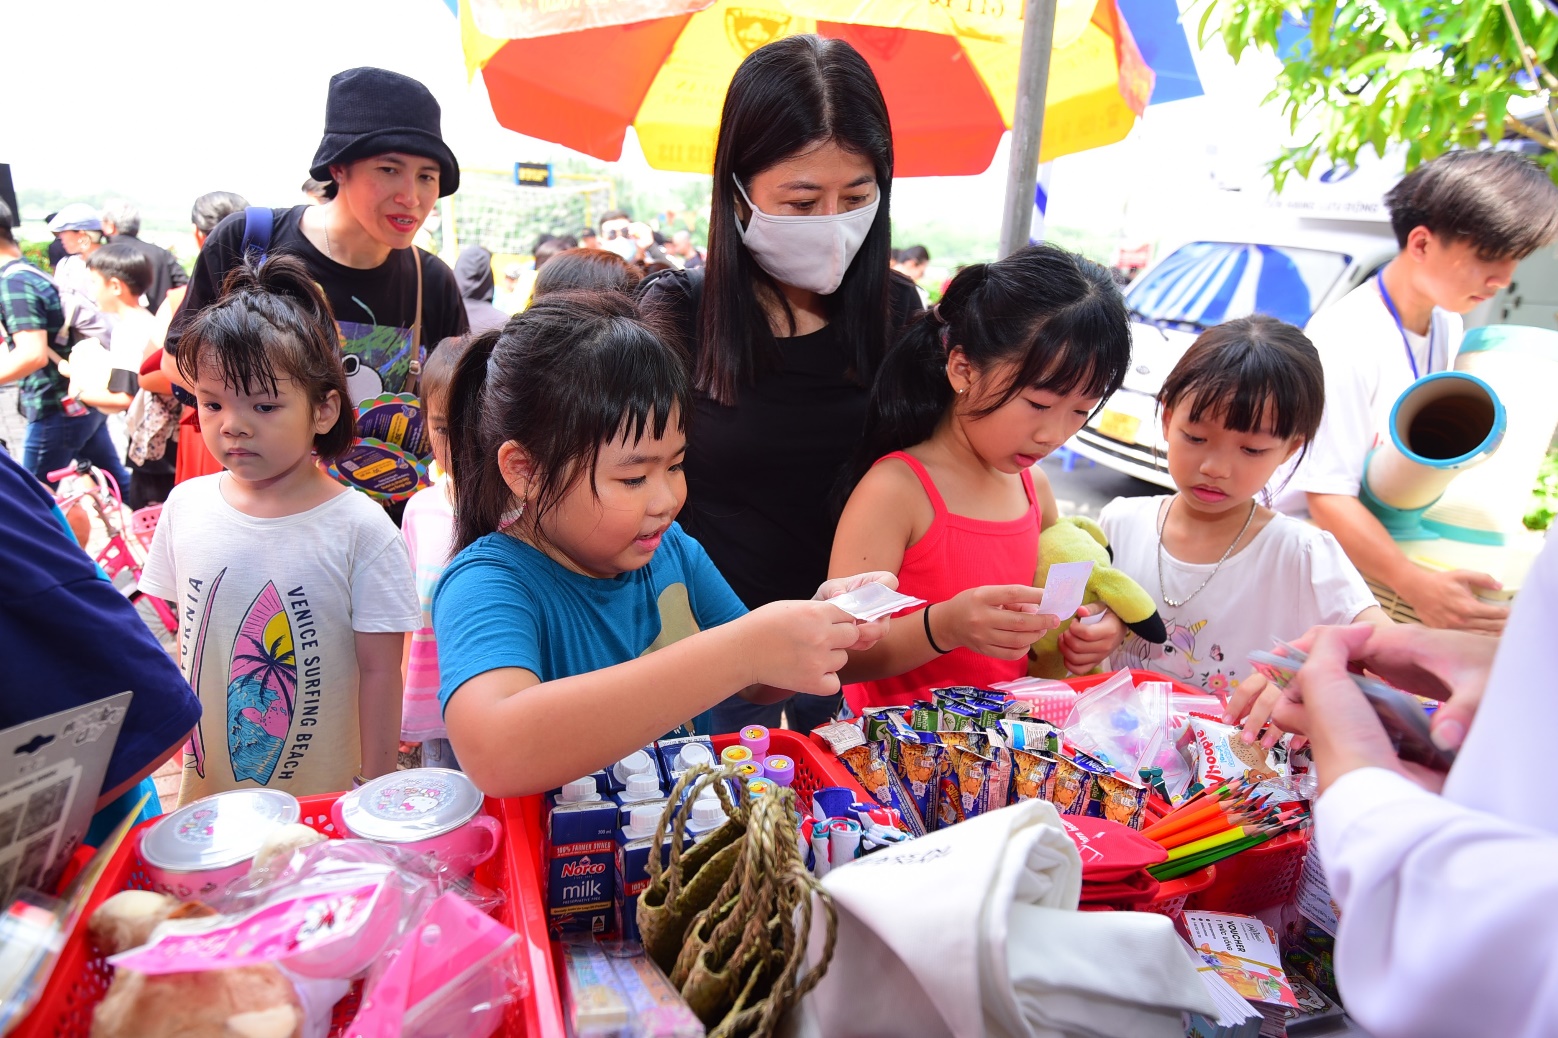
left=609, top=748, right=660, bottom=792
left=546, top=776, right=618, bottom=936
left=654, top=735, right=717, bottom=789
left=614, top=801, right=683, bottom=944
left=613, top=770, right=665, bottom=809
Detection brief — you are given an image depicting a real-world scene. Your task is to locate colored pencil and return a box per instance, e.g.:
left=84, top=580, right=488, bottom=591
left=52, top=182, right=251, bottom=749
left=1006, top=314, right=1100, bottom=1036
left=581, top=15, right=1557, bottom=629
left=1140, top=779, right=1258, bottom=839
left=1164, top=825, right=1265, bottom=861
left=1157, top=809, right=1271, bottom=850
left=1149, top=818, right=1310, bottom=881
left=1143, top=789, right=1270, bottom=843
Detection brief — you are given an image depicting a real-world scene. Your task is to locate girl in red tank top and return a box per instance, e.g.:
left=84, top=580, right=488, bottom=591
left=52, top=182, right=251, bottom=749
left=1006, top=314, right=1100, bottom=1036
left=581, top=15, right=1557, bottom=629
left=830, top=245, right=1133, bottom=710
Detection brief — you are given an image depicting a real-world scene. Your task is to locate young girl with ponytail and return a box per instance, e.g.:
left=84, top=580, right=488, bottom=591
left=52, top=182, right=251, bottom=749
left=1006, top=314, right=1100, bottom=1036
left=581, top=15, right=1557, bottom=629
left=829, top=244, right=1133, bottom=710
left=431, top=291, right=892, bottom=798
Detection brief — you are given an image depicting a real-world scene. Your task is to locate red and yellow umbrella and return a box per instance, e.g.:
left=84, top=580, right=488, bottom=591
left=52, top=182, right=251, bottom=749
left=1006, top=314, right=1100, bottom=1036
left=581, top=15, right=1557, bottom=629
left=459, top=0, right=1154, bottom=176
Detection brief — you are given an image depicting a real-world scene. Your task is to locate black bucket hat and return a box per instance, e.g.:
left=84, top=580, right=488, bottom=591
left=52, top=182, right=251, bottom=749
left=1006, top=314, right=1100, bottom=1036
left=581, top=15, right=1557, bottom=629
left=309, top=67, right=460, bottom=197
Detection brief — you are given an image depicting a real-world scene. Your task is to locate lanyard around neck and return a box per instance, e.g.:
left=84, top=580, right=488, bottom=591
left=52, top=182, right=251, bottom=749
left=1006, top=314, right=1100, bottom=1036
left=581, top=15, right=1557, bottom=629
left=1375, top=273, right=1430, bottom=381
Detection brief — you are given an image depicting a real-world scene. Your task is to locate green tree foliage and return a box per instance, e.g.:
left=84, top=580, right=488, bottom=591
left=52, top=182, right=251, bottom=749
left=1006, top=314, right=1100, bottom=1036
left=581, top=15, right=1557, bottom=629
left=1202, top=0, right=1558, bottom=188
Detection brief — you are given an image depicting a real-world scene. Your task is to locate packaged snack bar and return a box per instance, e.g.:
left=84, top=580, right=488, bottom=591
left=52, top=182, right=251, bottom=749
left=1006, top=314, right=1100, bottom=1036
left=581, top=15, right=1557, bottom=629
left=939, top=703, right=978, bottom=732
left=812, top=721, right=865, bottom=755
left=998, top=719, right=1061, bottom=754
left=985, top=745, right=1013, bottom=814
left=837, top=742, right=925, bottom=838
left=936, top=730, right=990, bottom=756
left=951, top=745, right=997, bottom=821
left=1011, top=749, right=1060, bottom=803
left=1090, top=772, right=1150, bottom=830
left=1050, top=756, right=1093, bottom=815
left=862, top=707, right=911, bottom=744
left=889, top=729, right=944, bottom=831
left=909, top=702, right=940, bottom=733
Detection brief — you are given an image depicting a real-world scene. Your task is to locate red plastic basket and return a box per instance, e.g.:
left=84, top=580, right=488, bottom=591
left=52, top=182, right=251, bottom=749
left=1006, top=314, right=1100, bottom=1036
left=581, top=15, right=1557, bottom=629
left=1066, top=668, right=1216, bottom=702
left=1184, top=830, right=1310, bottom=915
left=716, top=728, right=868, bottom=803
left=14, top=792, right=565, bottom=1038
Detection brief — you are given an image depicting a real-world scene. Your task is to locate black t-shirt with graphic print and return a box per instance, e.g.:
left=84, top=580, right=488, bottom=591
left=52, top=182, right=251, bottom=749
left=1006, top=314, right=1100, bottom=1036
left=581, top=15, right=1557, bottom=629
left=165, top=206, right=467, bottom=405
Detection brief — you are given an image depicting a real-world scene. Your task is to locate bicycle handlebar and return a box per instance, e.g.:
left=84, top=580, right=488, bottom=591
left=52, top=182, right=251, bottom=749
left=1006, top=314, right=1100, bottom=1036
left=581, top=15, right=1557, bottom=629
left=45, top=465, right=80, bottom=483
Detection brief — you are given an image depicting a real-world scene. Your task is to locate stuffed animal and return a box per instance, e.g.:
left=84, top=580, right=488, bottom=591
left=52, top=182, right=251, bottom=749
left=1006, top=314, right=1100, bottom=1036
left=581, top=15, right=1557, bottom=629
left=1028, top=516, right=1167, bottom=679
left=88, top=891, right=304, bottom=1038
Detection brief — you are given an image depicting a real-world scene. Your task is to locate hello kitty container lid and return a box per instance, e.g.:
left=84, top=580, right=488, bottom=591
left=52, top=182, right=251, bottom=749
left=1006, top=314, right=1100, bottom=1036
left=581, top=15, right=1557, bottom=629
left=141, top=789, right=301, bottom=871
left=338, top=768, right=484, bottom=842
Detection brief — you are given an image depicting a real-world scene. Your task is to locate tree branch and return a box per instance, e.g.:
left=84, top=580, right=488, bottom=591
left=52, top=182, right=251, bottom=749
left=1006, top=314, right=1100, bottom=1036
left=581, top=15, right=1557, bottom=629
left=1504, top=112, right=1558, bottom=152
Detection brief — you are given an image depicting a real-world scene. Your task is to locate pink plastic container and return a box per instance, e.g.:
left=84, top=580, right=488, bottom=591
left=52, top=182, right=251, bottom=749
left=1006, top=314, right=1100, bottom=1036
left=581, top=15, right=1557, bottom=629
left=331, top=769, right=501, bottom=872
left=139, top=789, right=300, bottom=899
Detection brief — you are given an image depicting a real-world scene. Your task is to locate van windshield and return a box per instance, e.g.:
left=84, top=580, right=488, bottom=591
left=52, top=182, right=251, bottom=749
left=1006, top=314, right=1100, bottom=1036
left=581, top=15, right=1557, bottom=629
left=1126, top=242, right=1351, bottom=330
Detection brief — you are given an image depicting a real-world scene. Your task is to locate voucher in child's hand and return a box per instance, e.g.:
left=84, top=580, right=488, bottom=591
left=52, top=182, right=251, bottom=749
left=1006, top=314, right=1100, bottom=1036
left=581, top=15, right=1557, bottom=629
left=821, top=579, right=924, bottom=622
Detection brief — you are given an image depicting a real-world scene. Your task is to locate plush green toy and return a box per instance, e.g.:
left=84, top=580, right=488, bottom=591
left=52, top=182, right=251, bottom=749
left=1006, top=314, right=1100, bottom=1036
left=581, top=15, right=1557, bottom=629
left=1028, top=515, right=1168, bottom=679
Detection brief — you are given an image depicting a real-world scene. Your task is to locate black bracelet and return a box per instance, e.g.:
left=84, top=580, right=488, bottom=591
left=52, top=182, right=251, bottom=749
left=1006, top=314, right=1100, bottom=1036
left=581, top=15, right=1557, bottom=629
left=923, top=603, right=953, bottom=655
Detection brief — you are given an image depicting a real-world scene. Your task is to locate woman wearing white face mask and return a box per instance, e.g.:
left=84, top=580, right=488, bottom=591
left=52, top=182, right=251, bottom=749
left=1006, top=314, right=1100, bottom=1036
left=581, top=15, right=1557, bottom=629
left=640, top=34, right=922, bottom=735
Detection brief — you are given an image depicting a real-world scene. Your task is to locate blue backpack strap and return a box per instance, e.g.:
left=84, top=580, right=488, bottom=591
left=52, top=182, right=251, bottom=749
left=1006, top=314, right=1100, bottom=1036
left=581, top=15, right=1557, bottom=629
left=240, top=207, right=274, bottom=261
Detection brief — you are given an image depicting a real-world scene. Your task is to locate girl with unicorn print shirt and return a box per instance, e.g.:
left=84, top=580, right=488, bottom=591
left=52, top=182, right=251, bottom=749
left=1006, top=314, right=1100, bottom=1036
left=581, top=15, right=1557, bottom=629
left=1064, top=316, right=1389, bottom=718
left=142, top=255, right=420, bottom=805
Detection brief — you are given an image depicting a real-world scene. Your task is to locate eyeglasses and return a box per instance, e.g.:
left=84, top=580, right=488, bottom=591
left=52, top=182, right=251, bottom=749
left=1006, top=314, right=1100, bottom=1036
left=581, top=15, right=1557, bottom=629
left=603, top=228, right=629, bottom=240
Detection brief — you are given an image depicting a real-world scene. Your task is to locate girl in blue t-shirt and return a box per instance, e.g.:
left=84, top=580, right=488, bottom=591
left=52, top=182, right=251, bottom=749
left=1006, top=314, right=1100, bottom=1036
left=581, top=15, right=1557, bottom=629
left=433, top=291, right=890, bottom=797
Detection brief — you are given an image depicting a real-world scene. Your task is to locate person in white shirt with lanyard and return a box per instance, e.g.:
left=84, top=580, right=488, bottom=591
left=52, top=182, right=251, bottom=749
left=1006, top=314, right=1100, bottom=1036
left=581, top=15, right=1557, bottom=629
left=1272, top=151, right=1558, bottom=632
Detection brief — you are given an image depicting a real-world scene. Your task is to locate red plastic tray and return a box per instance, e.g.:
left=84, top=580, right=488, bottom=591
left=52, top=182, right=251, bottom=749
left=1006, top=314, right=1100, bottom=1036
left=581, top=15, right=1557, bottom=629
left=14, top=792, right=564, bottom=1038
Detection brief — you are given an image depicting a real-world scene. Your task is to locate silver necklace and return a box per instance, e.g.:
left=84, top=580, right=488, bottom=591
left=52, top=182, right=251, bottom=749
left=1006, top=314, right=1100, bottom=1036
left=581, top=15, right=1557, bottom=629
left=1156, top=496, right=1256, bottom=609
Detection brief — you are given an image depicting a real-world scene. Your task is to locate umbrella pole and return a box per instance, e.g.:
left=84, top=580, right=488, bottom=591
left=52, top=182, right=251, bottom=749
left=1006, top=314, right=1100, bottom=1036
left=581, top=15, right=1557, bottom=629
left=997, top=0, right=1060, bottom=259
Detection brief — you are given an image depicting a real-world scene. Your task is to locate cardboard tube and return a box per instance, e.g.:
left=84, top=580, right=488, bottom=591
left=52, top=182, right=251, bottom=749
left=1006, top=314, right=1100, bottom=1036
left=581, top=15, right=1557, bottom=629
left=1365, top=372, right=1505, bottom=512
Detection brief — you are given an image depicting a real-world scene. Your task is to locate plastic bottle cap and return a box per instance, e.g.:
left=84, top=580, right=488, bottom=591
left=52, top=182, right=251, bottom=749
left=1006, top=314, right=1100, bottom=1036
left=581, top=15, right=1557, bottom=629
left=689, top=796, right=726, bottom=831
left=676, top=743, right=714, bottom=768
left=613, top=750, right=655, bottom=782
left=626, top=804, right=661, bottom=838
left=558, top=777, right=601, bottom=804
left=624, top=773, right=661, bottom=799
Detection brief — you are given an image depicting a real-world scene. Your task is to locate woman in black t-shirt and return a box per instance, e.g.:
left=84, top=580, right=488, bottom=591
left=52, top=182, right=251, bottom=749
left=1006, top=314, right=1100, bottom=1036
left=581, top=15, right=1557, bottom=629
left=163, top=68, right=468, bottom=485
left=640, top=36, right=921, bottom=734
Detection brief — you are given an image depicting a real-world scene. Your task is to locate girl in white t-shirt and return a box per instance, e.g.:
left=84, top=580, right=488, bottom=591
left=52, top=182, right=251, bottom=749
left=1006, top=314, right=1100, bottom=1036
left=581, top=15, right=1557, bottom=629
left=1072, top=315, right=1388, bottom=718
left=142, top=254, right=420, bottom=804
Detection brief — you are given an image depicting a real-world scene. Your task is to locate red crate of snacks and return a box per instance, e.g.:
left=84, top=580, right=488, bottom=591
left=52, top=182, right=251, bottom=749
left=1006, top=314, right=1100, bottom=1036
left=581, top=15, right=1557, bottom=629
left=14, top=792, right=565, bottom=1038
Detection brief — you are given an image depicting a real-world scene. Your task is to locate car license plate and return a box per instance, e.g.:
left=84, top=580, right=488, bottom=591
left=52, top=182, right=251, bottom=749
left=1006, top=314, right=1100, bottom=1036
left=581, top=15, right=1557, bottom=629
left=1096, top=409, right=1141, bottom=444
